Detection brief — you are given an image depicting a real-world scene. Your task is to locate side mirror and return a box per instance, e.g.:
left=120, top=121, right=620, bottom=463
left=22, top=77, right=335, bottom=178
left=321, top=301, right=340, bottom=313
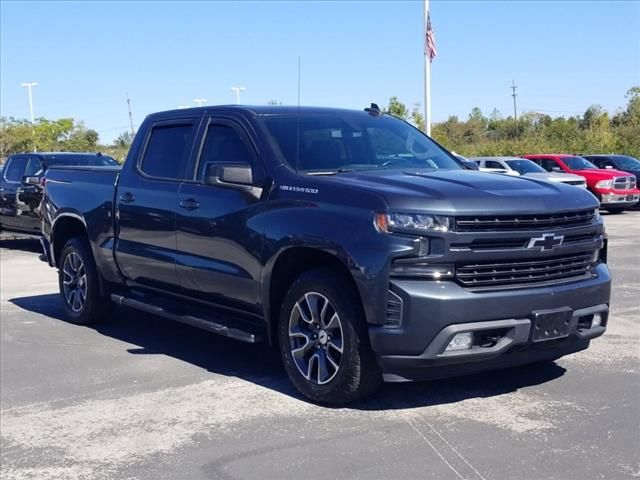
left=204, top=162, right=255, bottom=189
left=21, top=175, right=41, bottom=186
left=462, top=160, right=479, bottom=170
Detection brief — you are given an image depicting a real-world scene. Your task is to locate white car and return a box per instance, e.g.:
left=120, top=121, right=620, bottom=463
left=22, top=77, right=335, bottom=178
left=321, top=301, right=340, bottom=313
left=472, top=157, right=587, bottom=187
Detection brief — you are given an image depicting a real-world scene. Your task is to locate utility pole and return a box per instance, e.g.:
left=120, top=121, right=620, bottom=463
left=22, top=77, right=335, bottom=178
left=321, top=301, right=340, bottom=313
left=193, top=98, right=207, bottom=107
left=126, top=93, right=135, bottom=136
left=21, top=82, right=38, bottom=152
left=510, top=80, right=518, bottom=120
left=230, top=86, right=245, bottom=104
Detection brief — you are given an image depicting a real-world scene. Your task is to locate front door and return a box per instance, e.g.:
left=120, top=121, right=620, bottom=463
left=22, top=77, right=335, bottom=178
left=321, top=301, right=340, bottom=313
left=115, top=118, right=199, bottom=291
left=175, top=117, right=265, bottom=314
left=0, top=155, right=42, bottom=233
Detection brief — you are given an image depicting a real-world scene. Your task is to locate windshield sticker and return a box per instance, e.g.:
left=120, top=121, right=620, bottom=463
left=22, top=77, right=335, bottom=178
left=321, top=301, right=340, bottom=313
left=330, top=130, right=343, bottom=138
left=280, top=185, right=319, bottom=194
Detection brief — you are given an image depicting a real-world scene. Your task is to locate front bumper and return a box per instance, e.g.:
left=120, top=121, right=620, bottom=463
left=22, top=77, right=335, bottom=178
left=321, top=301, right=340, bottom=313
left=598, top=191, right=640, bottom=206
left=370, top=263, right=611, bottom=382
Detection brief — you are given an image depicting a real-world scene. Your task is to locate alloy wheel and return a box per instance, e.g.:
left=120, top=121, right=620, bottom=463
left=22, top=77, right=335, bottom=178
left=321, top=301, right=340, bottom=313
left=288, top=292, right=344, bottom=385
left=62, top=252, right=87, bottom=313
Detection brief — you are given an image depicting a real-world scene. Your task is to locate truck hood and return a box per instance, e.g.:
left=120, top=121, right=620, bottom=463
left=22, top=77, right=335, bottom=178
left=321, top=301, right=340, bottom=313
left=522, top=172, right=585, bottom=183
left=572, top=168, right=631, bottom=179
left=322, top=169, right=598, bottom=215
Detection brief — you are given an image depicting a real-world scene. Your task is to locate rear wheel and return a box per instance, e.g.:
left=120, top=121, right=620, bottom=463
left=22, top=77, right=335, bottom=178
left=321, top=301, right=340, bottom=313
left=278, top=269, right=381, bottom=404
left=58, top=237, right=111, bottom=325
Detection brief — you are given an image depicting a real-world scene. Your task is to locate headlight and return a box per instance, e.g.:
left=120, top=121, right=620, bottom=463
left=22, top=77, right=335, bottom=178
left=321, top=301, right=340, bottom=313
left=595, top=179, right=613, bottom=189
left=375, top=212, right=452, bottom=233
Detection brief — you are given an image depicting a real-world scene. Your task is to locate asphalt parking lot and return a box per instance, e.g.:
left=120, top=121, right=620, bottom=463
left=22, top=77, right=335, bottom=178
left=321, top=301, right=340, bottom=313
left=1, top=212, right=638, bottom=480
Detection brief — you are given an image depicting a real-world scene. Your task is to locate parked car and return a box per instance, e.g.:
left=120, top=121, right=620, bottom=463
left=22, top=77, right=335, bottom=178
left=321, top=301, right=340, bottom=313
left=472, top=157, right=587, bottom=187
left=524, top=154, right=639, bottom=213
left=472, top=157, right=518, bottom=176
left=0, top=152, right=119, bottom=235
left=582, top=154, right=640, bottom=181
left=41, top=106, right=610, bottom=404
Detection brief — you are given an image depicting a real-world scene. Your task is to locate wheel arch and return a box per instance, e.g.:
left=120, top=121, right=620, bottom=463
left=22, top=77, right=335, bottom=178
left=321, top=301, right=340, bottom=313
left=264, top=246, right=364, bottom=346
left=50, top=212, right=89, bottom=268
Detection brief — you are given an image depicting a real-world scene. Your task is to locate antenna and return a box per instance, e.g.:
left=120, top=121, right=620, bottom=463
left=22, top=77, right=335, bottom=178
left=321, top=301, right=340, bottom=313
left=126, top=92, right=135, bottom=136
left=296, top=56, right=301, bottom=173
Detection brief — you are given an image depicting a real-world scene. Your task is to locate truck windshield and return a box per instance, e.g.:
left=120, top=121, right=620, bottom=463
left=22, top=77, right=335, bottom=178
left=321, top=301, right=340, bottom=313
left=562, top=156, right=597, bottom=170
left=504, top=159, right=546, bottom=174
left=261, top=113, right=462, bottom=173
left=613, top=156, right=640, bottom=170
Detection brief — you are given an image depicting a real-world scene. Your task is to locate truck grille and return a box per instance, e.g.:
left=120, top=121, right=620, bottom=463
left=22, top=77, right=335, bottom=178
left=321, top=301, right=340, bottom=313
left=455, top=209, right=596, bottom=232
left=613, top=176, right=637, bottom=190
left=455, top=252, right=594, bottom=288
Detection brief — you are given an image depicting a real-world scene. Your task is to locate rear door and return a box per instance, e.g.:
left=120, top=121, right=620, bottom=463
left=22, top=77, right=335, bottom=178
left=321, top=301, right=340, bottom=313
left=175, top=116, right=265, bottom=314
left=115, top=117, right=200, bottom=291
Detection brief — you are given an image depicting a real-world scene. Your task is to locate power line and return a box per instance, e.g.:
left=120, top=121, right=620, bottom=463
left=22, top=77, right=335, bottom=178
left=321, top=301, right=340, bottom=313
left=510, top=80, right=518, bottom=120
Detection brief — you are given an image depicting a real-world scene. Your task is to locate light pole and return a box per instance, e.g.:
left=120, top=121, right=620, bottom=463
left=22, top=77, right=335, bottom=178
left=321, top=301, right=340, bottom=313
left=230, top=86, right=245, bottom=104
left=21, top=82, right=38, bottom=152
left=193, top=98, right=207, bottom=107
left=20, top=82, right=38, bottom=123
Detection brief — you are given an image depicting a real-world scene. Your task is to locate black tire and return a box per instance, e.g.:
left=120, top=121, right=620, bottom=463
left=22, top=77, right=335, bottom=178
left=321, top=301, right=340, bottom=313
left=58, top=236, right=112, bottom=325
left=606, top=207, right=625, bottom=214
left=278, top=269, right=381, bottom=404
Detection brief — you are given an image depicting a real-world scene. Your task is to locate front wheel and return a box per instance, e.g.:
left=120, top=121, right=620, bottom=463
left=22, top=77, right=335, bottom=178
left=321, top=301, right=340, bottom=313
left=58, top=237, right=112, bottom=325
left=278, top=269, right=381, bottom=404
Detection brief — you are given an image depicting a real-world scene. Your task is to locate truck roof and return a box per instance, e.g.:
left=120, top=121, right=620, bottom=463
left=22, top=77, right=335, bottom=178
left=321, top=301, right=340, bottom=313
left=148, top=105, right=375, bottom=119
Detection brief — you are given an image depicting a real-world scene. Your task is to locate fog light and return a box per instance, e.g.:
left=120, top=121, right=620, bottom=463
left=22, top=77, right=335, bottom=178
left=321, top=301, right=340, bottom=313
left=591, top=313, right=602, bottom=328
left=445, top=332, right=474, bottom=351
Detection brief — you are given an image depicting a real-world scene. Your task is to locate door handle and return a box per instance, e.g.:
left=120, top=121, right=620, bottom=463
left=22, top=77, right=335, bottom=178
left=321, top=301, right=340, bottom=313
left=119, top=192, right=135, bottom=203
left=179, top=198, right=200, bottom=211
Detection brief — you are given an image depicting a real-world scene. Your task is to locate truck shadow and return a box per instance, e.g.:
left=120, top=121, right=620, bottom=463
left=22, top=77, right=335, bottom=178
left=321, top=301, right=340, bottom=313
left=10, top=293, right=566, bottom=411
left=0, top=238, right=42, bottom=254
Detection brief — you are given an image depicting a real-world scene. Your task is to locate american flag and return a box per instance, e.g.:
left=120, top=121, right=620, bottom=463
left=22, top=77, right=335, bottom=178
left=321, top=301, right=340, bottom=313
left=426, top=12, right=437, bottom=63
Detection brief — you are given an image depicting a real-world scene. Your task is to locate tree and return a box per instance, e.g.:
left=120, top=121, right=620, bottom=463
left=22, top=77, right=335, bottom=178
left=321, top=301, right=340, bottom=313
left=410, top=103, right=425, bottom=131
left=114, top=131, right=134, bottom=148
left=385, top=96, right=408, bottom=119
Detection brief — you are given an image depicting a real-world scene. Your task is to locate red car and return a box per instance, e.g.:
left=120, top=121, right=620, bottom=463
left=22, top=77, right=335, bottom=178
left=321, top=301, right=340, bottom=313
left=524, top=154, right=639, bottom=213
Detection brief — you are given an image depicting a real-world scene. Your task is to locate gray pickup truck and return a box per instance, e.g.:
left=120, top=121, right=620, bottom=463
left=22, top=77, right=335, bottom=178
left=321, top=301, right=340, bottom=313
left=40, top=105, right=611, bottom=403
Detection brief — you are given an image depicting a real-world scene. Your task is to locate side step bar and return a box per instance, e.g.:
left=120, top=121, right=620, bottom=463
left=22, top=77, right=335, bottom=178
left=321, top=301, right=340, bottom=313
left=110, top=294, right=262, bottom=343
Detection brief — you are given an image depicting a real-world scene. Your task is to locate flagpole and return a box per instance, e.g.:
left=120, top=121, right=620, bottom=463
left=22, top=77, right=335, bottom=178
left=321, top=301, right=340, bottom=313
left=423, top=0, right=432, bottom=136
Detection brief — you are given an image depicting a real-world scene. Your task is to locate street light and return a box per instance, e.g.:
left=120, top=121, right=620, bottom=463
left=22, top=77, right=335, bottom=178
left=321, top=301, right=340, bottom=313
left=20, top=82, right=38, bottom=123
left=193, top=98, right=207, bottom=107
left=231, top=86, right=245, bottom=104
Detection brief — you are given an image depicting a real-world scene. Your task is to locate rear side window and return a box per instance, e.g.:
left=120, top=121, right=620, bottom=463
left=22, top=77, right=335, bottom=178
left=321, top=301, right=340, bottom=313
left=485, top=160, right=504, bottom=169
left=141, top=123, right=195, bottom=179
left=196, top=124, right=255, bottom=180
left=3, top=157, right=29, bottom=182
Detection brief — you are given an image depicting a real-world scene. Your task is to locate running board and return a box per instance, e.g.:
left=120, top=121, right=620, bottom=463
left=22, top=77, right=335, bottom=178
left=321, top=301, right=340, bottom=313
left=110, top=294, right=262, bottom=343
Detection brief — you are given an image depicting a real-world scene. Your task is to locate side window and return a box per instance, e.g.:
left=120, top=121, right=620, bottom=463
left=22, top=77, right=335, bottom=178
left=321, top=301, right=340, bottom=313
left=196, top=123, right=255, bottom=180
left=140, top=123, right=195, bottom=179
left=25, top=157, right=43, bottom=176
left=3, top=157, right=29, bottom=182
left=538, top=159, right=555, bottom=172
left=485, top=160, right=503, bottom=169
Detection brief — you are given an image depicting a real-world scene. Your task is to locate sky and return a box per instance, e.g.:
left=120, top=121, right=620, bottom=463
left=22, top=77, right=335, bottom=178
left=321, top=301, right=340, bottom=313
left=1, top=0, right=639, bottom=144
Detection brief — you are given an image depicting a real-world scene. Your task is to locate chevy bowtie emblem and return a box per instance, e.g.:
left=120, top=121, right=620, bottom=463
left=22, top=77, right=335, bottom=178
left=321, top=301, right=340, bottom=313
left=527, top=233, right=564, bottom=251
